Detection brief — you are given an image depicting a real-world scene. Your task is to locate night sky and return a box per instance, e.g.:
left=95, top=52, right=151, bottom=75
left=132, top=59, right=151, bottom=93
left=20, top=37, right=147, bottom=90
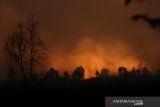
left=0, top=0, right=160, bottom=79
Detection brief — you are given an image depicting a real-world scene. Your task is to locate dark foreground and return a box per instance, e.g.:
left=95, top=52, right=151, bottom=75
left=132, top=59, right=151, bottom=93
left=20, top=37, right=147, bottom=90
left=0, top=77, right=160, bottom=107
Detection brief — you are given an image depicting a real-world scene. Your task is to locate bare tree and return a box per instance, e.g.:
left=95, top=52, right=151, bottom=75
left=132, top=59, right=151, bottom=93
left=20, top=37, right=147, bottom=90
left=4, top=23, right=28, bottom=86
left=124, top=0, right=145, bottom=6
left=132, top=14, right=160, bottom=28
left=4, top=15, right=48, bottom=87
left=25, top=15, right=48, bottom=84
left=124, top=0, right=160, bottom=29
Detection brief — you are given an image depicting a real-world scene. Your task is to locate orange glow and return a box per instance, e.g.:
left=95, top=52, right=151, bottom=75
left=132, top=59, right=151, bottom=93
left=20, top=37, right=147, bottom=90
left=49, top=36, right=141, bottom=79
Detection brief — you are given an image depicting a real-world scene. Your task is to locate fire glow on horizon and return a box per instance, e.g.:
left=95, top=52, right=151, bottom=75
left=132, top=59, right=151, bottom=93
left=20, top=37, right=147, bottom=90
left=1, top=0, right=159, bottom=80
left=49, top=36, right=142, bottom=78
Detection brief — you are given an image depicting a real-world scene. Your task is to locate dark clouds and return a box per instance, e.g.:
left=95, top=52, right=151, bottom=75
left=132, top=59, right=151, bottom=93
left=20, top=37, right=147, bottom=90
left=0, top=0, right=160, bottom=79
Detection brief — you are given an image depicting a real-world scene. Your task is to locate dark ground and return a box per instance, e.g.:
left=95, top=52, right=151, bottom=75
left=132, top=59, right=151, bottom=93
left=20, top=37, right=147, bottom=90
left=0, top=77, right=160, bottom=107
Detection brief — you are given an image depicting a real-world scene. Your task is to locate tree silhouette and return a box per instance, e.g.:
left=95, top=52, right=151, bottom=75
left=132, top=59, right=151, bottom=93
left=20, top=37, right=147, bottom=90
left=118, top=66, right=128, bottom=76
left=100, top=68, right=109, bottom=78
left=4, top=15, right=48, bottom=87
left=72, top=66, right=85, bottom=80
left=45, top=68, right=59, bottom=80
left=129, top=67, right=140, bottom=77
left=63, top=71, right=70, bottom=80
left=95, top=70, right=100, bottom=77
left=25, top=15, right=48, bottom=85
left=132, top=14, right=160, bottom=28
left=141, top=66, right=150, bottom=77
left=7, top=64, right=15, bottom=81
left=124, top=0, right=160, bottom=29
left=4, top=23, right=28, bottom=86
left=124, top=0, right=145, bottom=6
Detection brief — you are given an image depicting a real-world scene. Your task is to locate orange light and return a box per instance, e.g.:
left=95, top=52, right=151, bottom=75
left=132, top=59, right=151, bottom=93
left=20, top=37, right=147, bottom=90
left=48, top=37, right=141, bottom=79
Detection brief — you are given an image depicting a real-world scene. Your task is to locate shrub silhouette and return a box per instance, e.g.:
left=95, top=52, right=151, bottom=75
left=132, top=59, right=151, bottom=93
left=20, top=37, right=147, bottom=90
left=100, top=68, right=109, bottom=78
left=95, top=70, right=100, bottom=77
left=45, top=68, right=59, bottom=80
left=141, top=67, right=150, bottom=77
left=72, top=66, right=85, bottom=80
left=129, top=67, right=140, bottom=77
left=118, top=66, right=128, bottom=76
left=63, top=71, right=70, bottom=80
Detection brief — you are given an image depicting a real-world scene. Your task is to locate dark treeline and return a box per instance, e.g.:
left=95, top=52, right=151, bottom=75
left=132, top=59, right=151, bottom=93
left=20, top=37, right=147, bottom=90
left=1, top=65, right=160, bottom=107
left=1, top=65, right=160, bottom=89
left=6, top=65, right=160, bottom=82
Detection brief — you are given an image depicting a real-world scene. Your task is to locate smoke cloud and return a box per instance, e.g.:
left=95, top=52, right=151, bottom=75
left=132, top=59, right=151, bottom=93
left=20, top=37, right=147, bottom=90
left=0, top=0, right=160, bottom=79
